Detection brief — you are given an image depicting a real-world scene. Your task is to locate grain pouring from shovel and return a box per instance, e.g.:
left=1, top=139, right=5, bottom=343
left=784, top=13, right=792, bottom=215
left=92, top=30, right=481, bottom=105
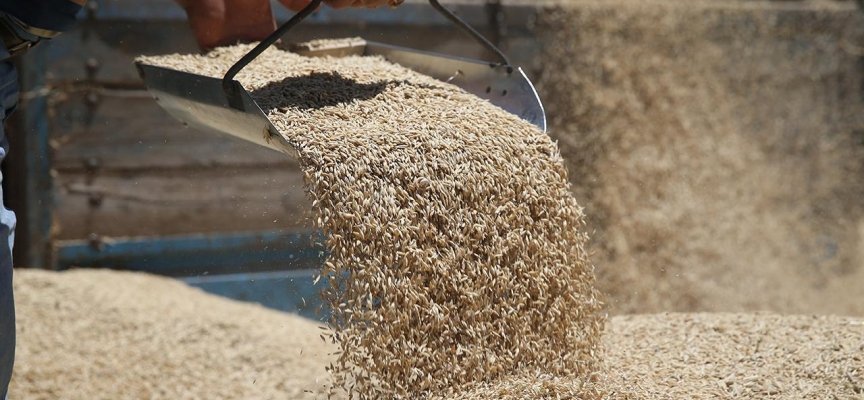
left=136, top=1, right=602, bottom=398
left=136, top=0, right=547, bottom=161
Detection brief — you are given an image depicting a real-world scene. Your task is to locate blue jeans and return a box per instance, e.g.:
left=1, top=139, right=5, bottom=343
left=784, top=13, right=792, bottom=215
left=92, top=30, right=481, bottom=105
left=0, top=44, right=19, bottom=399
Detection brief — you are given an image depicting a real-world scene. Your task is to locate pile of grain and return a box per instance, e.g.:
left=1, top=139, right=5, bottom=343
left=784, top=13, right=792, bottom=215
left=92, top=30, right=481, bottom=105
left=12, top=269, right=864, bottom=398
left=535, top=0, right=864, bottom=316
left=455, top=313, right=864, bottom=399
left=11, top=269, right=336, bottom=399
left=140, top=44, right=605, bottom=398
left=600, top=313, right=864, bottom=398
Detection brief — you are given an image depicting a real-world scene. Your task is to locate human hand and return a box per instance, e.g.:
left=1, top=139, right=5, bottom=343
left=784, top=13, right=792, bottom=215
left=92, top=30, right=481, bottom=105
left=280, top=0, right=397, bottom=10
left=177, top=0, right=399, bottom=51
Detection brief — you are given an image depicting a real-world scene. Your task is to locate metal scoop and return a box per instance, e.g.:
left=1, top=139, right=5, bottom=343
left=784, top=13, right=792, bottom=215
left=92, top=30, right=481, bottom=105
left=135, top=0, right=546, bottom=158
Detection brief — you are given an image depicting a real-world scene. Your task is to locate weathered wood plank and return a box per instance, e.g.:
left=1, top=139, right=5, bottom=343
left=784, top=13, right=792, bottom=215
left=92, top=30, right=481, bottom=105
left=51, top=93, right=293, bottom=171
left=53, top=166, right=311, bottom=240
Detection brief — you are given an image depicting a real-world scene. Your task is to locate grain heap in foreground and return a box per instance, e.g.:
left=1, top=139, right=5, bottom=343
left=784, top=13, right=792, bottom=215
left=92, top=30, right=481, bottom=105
left=12, top=269, right=863, bottom=399
left=140, top=44, right=605, bottom=398
left=11, top=269, right=336, bottom=400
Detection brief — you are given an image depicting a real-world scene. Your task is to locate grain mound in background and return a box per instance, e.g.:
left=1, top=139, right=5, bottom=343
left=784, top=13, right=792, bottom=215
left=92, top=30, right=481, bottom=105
left=439, top=313, right=864, bottom=399
left=535, top=1, right=864, bottom=316
left=10, top=269, right=337, bottom=400
left=600, top=313, right=864, bottom=399
left=140, top=44, right=605, bottom=398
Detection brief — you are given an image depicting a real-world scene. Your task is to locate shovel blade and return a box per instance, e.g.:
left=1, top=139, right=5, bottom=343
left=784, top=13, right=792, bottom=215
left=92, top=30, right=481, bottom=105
left=136, top=39, right=548, bottom=159
left=294, top=40, right=547, bottom=132
left=136, top=63, right=299, bottom=157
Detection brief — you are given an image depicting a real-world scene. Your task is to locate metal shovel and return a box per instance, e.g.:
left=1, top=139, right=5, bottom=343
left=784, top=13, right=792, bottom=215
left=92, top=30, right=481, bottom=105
left=135, top=0, right=546, bottom=159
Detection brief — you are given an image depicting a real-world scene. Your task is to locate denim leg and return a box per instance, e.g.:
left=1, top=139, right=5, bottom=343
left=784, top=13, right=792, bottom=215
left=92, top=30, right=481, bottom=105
left=0, top=59, right=19, bottom=400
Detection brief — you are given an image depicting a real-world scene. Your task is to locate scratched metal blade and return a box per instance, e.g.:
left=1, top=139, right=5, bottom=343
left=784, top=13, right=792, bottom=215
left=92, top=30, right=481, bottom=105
left=136, top=63, right=298, bottom=157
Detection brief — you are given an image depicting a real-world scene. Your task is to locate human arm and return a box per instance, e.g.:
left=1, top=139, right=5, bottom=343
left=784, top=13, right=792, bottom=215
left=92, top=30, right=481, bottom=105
left=176, top=0, right=397, bottom=51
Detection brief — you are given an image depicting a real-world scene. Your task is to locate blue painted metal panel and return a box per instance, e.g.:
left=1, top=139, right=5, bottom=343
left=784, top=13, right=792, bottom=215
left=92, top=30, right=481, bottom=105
left=54, top=230, right=326, bottom=276
left=56, top=230, right=331, bottom=318
left=182, top=269, right=328, bottom=321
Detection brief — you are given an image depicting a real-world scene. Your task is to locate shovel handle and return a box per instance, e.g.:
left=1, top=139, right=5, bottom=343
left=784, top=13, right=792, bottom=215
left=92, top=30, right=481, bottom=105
left=428, top=0, right=510, bottom=66
left=222, top=0, right=511, bottom=110
left=222, top=0, right=323, bottom=110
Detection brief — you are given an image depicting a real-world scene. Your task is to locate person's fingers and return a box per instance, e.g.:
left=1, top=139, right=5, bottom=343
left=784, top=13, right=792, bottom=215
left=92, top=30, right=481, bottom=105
left=277, top=0, right=314, bottom=12
left=351, top=0, right=396, bottom=8
left=278, top=0, right=394, bottom=11
left=180, top=0, right=277, bottom=51
left=178, top=0, right=225, bottom=22
left=366, top=0, right=393, bottom=8
left=179, top=0, right=227, bottom=50
left=324, top=0, right=356, bottom=9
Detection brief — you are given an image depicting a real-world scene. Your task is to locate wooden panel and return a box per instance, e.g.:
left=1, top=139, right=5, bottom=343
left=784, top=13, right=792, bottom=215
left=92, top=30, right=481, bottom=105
left=53, top=166, right=311, bottom=240
left=51, top=92, right=292, bottom=171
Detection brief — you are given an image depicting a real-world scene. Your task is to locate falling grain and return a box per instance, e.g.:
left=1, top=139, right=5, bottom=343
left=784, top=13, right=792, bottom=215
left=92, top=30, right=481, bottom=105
left=140, top=43, right=605, bottom=399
